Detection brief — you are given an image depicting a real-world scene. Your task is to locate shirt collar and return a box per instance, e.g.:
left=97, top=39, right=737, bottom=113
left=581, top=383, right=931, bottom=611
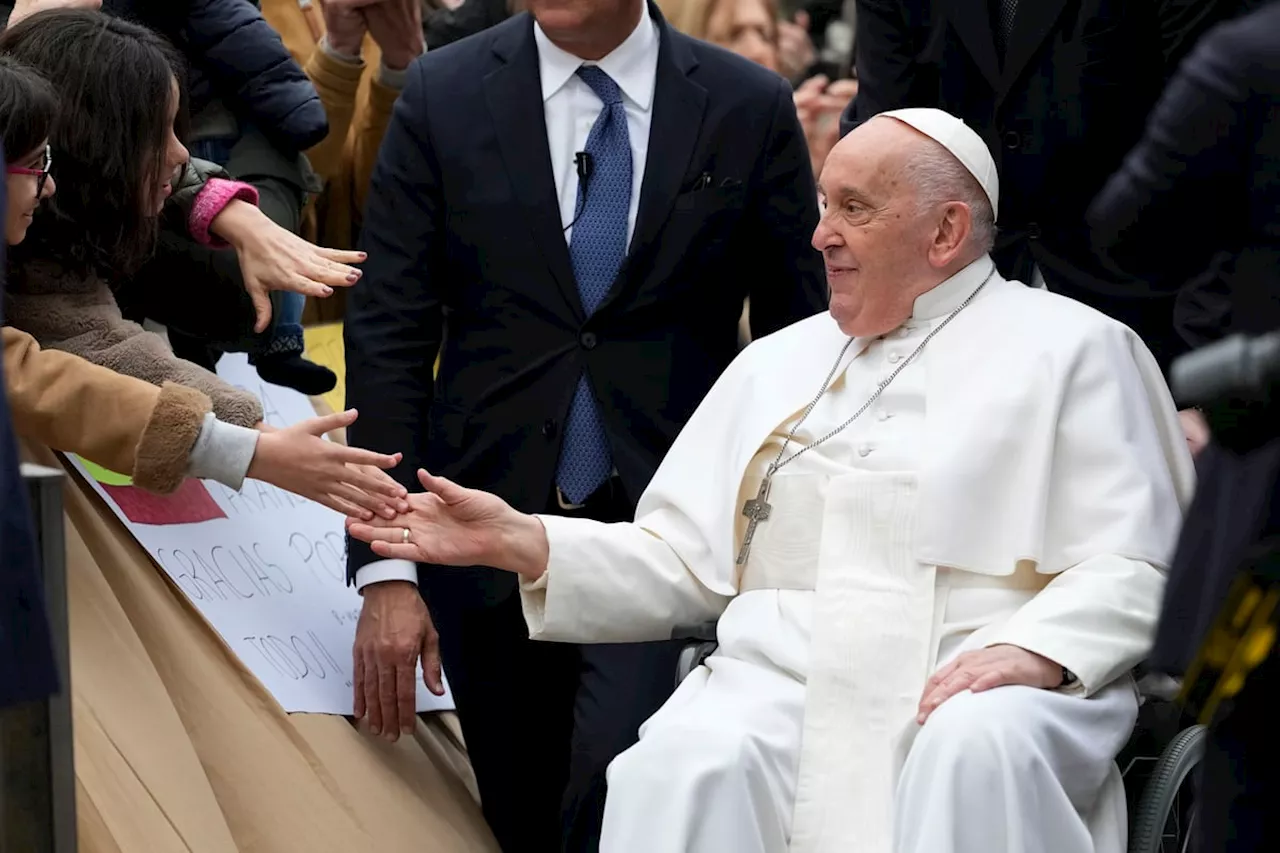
left=911, top=255, right=998, bottom=322
left=534, top=3, right=658, bottom=111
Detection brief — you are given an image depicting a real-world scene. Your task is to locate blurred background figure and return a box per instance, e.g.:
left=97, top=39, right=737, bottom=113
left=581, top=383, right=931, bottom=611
left=842, top=0, right=1253, bottom=373
left=661, top=0, right=784, bottom=71
left=1088, top=2, right=1280, bottom=850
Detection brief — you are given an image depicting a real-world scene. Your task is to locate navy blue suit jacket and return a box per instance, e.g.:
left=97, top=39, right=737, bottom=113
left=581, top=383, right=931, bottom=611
left=0, top=146, right=59, bottom=707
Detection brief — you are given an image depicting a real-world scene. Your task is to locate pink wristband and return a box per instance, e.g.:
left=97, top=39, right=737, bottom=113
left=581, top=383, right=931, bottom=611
left=189, top=178, right=260, bottom=248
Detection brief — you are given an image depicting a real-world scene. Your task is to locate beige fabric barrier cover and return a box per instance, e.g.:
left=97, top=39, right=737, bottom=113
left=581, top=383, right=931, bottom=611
left=28, top=444, right=499, bottom=853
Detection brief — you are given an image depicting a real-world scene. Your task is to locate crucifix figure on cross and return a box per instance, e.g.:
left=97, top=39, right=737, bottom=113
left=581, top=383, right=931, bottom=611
left=736, top=474, right=774, bottom=566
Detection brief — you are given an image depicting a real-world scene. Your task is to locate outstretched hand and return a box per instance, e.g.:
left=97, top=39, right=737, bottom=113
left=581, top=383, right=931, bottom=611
left=794, top=75, right=859, bottom=178
left=210, top=200, right=366, bottom=332
left=247, top=409, right=410, bottom=519
left=347, top=469, right=548, bottom=577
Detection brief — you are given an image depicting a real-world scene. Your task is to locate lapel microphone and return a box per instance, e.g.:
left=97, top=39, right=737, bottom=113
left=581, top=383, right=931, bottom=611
left=563, top=151, right=595, bottom=232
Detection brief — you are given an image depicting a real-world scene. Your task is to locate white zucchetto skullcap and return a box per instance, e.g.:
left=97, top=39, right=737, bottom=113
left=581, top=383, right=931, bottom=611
left=878, top=108, right=1000, bottom=221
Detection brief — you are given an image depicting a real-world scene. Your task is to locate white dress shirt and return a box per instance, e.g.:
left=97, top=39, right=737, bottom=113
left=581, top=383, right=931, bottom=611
left=356, top=7, right=662, bottom=591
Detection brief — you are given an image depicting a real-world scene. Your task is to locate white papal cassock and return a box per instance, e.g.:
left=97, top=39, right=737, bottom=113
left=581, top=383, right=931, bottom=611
left=520, top=258, right=1196, bottom=853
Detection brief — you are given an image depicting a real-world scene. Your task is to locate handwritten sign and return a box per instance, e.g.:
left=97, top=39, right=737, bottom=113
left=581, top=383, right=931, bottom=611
left=68, top=353, right=452, bottom=716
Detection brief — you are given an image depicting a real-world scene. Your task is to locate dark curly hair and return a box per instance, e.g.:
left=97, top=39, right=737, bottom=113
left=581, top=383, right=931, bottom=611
left=0, top=9, right=189, bottom=277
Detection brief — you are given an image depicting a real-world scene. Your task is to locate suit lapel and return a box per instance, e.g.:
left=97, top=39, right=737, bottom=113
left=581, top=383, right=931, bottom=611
left=998, top=0, right=1070, bottom=99
left=600, top=14, right=707, bottom=313
left=945, top=0, right=1001, bottom=91
left=484, top=17, right=584, bottom=321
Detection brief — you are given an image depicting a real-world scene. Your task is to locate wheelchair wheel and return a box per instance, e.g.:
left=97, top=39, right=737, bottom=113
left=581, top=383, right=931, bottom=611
left=1128, top=725, right=1206, bottom=853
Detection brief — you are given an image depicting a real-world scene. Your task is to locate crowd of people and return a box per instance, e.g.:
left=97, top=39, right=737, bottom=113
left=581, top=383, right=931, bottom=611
left=0, top=0, right=1276, bottom=851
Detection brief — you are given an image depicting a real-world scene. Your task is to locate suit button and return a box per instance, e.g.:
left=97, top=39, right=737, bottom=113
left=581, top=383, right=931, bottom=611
left=1003, top=130, right=1021, bottom=150
left=1027, top=222, right=1042, bottom=240
left=580, top=332, right=598, bottom=350
left=542, top=419, right=558, bottom=438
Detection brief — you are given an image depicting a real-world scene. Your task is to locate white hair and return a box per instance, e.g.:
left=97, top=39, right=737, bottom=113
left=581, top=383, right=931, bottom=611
left=902, top=140, right=996, bottom=254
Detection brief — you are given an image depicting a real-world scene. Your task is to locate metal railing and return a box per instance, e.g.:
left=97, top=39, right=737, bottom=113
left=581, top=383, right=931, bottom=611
left=0, top=464, right=76, bottom=853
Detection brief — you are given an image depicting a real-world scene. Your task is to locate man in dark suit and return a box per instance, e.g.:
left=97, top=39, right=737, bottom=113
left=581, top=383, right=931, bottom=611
left=842, top=0, right=1243, bottom=370
left=0, top=145, right=59, bottom=709
left=342, top=0, right=827, bottom=848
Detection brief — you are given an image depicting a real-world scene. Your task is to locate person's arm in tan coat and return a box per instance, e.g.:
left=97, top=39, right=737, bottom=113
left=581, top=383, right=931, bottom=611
left=303, top=42, right=366, bottom=187
left=304, top=40, right=402, bottom=200
left=349, top=62, right=401, bottom=220
left=3, top=276, right=265, bottom=428
left=5, top=326, right=409, bottom=516
left=2, top=326, right=245, bottom=494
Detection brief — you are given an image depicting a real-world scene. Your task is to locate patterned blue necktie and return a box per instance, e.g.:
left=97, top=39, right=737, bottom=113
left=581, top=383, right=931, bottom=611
left=556, top=66, right=633, bottom=504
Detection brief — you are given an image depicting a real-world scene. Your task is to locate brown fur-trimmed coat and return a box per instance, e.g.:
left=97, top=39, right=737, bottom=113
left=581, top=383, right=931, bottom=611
left=4, top=258, right=263, bottom=427
left=3, top=326, right=214, bottom=493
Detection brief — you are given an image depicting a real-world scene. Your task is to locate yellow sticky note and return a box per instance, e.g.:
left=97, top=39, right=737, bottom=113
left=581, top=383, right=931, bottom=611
left=303, top=323, right=441, bottom=415
left=303, top=323, right=347, bottom=414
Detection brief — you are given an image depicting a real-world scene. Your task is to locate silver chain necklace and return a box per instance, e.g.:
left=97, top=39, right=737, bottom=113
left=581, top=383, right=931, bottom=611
left=736, top=266, right=995, bottom=567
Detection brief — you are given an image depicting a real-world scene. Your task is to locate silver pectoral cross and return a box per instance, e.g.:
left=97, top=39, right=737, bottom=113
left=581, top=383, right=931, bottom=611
left=736, top=471, right=774, bottom=566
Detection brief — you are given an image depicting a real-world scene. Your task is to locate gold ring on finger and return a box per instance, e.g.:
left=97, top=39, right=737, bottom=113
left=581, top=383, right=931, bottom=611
left=401, top=528, right=411, bottom=544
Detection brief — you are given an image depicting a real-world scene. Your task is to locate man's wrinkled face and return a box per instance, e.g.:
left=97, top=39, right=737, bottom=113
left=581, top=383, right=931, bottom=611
left=812, top=120, right=936, bottom=338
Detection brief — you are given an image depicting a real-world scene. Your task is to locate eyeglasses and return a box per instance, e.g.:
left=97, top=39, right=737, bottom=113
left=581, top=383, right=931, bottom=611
left=6, top=145, right=52, bottom=198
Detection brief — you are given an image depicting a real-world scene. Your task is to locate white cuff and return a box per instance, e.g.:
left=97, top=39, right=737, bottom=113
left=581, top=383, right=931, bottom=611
left=355, top=559, right=418, bottom=592
left=186, top=413, right=259, bottom=490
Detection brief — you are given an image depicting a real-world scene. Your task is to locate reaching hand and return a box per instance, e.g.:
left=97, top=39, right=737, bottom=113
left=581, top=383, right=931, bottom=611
left=347, top=469, right=548, bottom=576
left=318, top=0, right=375, bottom=56
left=916, top=645, right=1064, bottom=724
left=1178, top=408, right=1210, bottom=458
left=247, top=409, right=410, bottom=519
left=8, top=0, right=100, bottom=27
left=363, top=0, right=425, bottom=70
left=776, top=11, right=816, bottom=82
left=210, top=200, right=366, bottom=332
left=353, top=580, right=444, bottom=740
left=794, top=75, right=859, bottom=178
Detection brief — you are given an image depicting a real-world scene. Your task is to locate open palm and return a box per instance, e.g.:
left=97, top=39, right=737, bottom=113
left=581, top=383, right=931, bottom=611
left=346, top=470, right=515, bottom=567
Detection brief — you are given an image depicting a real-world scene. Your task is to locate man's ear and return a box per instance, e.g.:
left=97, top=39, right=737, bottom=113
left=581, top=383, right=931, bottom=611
left=930, top=202, right=973, bottom=267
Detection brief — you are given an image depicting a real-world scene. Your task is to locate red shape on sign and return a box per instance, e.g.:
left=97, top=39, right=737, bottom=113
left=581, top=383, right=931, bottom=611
left=101, top=479, right=226, bottom=526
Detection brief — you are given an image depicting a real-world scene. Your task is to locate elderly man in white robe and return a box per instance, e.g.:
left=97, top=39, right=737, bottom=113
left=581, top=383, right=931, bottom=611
left=348, top=108, right=1195, bottom=853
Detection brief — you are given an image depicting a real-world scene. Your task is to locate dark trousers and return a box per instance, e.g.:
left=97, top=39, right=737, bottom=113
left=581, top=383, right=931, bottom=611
left=427, top=478, right=683, bottom=853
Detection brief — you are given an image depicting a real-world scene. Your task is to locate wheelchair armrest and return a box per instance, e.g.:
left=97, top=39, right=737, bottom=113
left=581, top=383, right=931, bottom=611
left=671, top=621, right=718, bottom=643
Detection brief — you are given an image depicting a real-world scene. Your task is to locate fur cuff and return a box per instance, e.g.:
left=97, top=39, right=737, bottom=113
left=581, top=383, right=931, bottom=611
left=213, top=389, right=266, bottom=429
left=132, top=382, right=213, bottom=494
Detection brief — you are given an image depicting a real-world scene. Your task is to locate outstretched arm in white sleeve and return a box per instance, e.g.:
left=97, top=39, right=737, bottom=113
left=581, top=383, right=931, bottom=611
left=348, top=468, right=733, bottom=645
